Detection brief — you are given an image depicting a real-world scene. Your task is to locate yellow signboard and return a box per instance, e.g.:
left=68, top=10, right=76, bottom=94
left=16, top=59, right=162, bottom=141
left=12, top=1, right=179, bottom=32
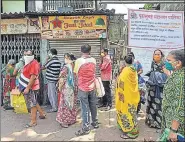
left=39, top=15, right=107, bottom=39
left=39, top=15, right=107, bottom=31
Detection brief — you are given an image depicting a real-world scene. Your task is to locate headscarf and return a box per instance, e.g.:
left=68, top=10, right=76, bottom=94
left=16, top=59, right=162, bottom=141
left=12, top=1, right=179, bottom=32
left=8, top=59, right=16, bottom=65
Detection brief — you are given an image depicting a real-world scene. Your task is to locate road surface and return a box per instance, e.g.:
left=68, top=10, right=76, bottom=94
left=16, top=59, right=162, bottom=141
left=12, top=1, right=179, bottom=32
left=1, top=105, right=159, bottom=141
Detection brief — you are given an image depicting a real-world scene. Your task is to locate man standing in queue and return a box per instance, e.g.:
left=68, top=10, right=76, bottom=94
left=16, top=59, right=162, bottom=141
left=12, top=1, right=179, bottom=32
left=43, top=49, right=61, bottom=113
left=99, top=48, right=112, bottom=111
left=19, top=49, right=46, bottom=128
left=74, top=44, right=99, bottom=136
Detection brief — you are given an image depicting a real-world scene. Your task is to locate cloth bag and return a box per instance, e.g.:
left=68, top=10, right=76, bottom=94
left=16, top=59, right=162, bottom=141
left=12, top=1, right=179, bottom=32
left=10, top=88, right=28, bottom=114
left=95, top=77, right=105, bottom=98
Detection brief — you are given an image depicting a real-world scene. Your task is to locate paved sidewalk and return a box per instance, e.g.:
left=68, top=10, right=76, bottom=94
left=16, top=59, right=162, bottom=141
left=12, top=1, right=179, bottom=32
left=1, top=106, right=159, bottom=141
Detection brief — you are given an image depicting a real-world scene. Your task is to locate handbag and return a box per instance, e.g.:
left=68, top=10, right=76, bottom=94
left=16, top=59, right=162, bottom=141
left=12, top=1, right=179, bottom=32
left=95, top=77, right=105, bottom=98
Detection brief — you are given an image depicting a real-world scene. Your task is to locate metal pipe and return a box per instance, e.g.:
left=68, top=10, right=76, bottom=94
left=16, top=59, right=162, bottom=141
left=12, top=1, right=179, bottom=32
left=100, top=1, right=184, bottom=4
left=95, top=0, right=98, bottom=10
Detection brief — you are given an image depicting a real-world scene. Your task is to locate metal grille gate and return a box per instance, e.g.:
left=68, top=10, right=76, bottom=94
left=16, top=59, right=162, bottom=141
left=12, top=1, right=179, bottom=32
left=1, top=34, right=41, bottom=66
left=49, top=39, right=102, bottom=76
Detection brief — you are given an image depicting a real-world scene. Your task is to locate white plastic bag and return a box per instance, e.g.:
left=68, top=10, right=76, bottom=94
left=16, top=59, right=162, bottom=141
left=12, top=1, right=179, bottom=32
left=95, top=77, right=105, bottom=98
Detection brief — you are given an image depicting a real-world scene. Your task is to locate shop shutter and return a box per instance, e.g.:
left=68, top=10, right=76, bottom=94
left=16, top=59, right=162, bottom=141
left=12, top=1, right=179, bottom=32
left=49, top=39, right=102, bottom=76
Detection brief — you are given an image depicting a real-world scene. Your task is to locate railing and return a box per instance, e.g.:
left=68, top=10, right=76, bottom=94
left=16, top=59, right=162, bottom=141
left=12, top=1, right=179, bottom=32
left=43, top=0, right=94, bottom=11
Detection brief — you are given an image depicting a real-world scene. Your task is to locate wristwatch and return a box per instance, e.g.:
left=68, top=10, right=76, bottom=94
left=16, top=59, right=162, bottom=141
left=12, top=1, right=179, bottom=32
left=170, top=127, right=177, bottom=133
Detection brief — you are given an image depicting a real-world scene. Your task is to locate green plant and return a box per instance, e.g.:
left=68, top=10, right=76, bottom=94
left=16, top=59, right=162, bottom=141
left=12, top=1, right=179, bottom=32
left=144, top=4, right=153, bottom=10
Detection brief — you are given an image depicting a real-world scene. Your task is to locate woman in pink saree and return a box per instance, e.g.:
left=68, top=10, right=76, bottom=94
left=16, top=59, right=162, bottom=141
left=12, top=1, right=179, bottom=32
left=56, top=53, right=77, bottom=128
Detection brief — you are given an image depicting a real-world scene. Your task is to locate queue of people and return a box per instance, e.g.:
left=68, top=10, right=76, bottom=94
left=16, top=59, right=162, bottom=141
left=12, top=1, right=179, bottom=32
left=1, top=45, right=184, bottom=141
left=115, top=49, right=184, bottom=140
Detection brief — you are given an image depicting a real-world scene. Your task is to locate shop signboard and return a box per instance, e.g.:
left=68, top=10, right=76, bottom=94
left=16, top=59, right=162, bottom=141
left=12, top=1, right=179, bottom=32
left=1, top=19, right=27, bottom=34
left=39, top=15, right=107, bottom=39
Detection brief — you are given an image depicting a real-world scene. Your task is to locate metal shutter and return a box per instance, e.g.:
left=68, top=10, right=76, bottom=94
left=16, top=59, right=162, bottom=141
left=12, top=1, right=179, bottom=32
left=49, top=39, right=101, bottom=76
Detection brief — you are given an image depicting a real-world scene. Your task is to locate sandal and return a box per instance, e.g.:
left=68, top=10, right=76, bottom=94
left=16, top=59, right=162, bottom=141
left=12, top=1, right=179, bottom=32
left=120, top=133, right=136, bottom=139
left=60, top=123, right=69, bottom=128
left=39, top=114, right=46, bottom=119
left=47, top=109, right=57, bottom=113
left=75, top=129, right=90, bottom=136
left=25, top=123, right=37, bottom=128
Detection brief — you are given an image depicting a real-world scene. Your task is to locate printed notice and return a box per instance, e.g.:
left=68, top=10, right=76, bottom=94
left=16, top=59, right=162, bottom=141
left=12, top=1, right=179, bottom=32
left=128, top=9, right=184, bottom=49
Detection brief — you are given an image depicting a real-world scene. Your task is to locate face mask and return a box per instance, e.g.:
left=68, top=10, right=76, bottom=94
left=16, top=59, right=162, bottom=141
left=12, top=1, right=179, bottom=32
left=165, top=61, right=174, bottom=71
left=48, top=53, right=53, bottom=58
left=24, top=55, right=34, bottom=65
left=153, top=55, right=161, bottom=62
left=64, top=58, right=69, bottom=64
left=101, top=53, right=105, bottom=56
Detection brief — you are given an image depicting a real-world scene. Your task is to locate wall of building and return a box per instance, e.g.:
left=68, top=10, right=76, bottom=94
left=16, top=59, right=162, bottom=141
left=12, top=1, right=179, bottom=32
left=2, top=0, right=25, bottom=13
left=160, top=3, right=184, bottom=11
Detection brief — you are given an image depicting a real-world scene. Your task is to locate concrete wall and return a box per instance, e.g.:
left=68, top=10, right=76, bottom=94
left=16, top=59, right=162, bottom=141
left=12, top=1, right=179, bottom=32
left=160, top=3, right=184, bottom=11
left=2, top=0, right=25, bottom=13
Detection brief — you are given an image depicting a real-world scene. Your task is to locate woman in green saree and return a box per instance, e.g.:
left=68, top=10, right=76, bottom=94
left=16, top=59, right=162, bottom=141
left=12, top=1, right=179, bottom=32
left=2, top=59, right=16, bottom=110
left=161, top=49, right=184, bottom=141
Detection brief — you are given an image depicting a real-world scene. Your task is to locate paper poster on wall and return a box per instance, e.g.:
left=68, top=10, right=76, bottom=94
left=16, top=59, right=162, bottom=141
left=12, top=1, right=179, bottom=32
left=28, top=18, right=41, bottom=33
left=128, top=9, right=184, bottom=49
left=1, top=19, right=27, bottom=34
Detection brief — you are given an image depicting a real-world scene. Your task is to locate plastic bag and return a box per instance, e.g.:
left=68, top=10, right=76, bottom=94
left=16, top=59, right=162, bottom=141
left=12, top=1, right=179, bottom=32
left=10, top=88, right=21, bottom=107
left=95, top=77, right=105, bottom=98
left=12, top=93, right=28, bottom=114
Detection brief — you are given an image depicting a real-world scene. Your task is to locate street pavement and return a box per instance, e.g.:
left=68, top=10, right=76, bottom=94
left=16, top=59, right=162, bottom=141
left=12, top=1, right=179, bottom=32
left=1, top=104, right=159, bottom=141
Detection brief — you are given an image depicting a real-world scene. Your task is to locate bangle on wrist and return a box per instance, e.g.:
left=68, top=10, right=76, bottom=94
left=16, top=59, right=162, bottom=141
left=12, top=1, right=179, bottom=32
left=170, top=127, right=177, bottom=133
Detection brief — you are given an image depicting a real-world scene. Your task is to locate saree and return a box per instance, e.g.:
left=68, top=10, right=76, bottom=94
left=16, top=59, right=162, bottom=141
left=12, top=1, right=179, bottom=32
left=115, top=66, right=140, bottom=138
left=3, top=65, right=16, bottom=109
left=145, top=61, right=167, bottom=129
left=162, top=67, right=185, bottom=136
left=56, top=63, right=77, bottom=125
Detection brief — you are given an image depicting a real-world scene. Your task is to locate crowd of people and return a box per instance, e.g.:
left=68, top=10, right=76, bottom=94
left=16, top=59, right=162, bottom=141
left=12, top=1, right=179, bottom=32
left=1, top=44, right=184, bottom=140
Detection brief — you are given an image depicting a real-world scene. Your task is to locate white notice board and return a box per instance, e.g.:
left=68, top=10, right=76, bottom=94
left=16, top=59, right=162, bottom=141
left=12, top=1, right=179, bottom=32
left=128, top=9, right=184, bottom=49
left=131, top=48, right=170, bottom=79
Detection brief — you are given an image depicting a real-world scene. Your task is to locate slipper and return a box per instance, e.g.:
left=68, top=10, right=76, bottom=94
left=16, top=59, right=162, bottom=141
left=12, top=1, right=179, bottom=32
left=47, top=109, right=57, bottom=113
left=39, top=114, right=46, bottom=119
left=120, top=133, right=136, bottom=139
left=60, top=124, right=69, bottom=128
left=75, top=129, right=90, bottom=136
left=25, top=123, right=37, bottom=128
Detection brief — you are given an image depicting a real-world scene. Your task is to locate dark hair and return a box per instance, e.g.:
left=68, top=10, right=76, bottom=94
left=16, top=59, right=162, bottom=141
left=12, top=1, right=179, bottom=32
left=24, top=48, right=34, bottom=55
left=50, top=48, right=57, bottom=55
left=153, top=49, right=164, bottom=58
left=124, top=55, right=133, bottom=64
left=128, top=52, right=135, bottom=59
left=81, top=44, right=91, bottom=53
left=64, top=53, right=76, bottom=61
left=169, top=49, right=185, bottom=67
left=103, top=48, right=109, bottom=53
